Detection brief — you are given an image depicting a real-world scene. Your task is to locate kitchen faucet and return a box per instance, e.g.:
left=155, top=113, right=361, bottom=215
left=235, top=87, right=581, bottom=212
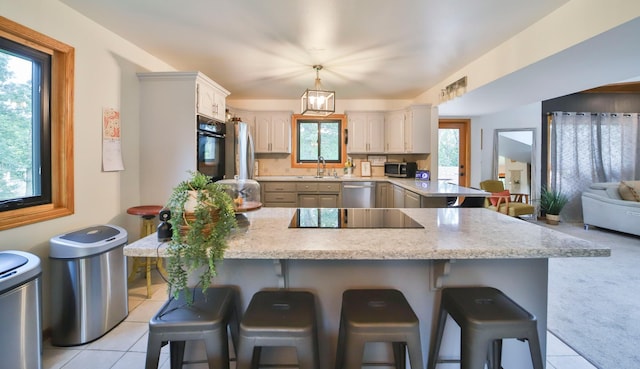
left=316, top=156, right=326, bottom=178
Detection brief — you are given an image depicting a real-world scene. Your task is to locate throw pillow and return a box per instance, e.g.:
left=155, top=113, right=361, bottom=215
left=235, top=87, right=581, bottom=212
left=619, top=181, right=640, bottom=202
left=489, top=190, right=511, bottom=206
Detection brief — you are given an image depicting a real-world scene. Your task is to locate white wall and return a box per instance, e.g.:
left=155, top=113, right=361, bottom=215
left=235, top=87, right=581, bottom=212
left=0, top=0, right=176, bottom=328
left=416, top=0, right=640, bottom=113
left=467, top=102, right=542, bottom=195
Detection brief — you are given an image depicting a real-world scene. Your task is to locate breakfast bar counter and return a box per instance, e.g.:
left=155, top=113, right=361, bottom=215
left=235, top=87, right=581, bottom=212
left=125, top=207, right=607, bottom=260
left=124, top=207, right=608, bottom=368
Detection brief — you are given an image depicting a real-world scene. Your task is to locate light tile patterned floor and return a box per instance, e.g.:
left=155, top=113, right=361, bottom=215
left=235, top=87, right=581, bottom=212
left=43, top=268, right=598, bottom=369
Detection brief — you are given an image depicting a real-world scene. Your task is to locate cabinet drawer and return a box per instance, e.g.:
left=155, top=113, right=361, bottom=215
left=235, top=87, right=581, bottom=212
left=317, top=182, right=340, bottom=192
left=263, top=201, right=297, bottom=208
left=263, top=182, right=296, bottom=192
left=296, top=183, right=319, bottom=192
left=264, top=192, right=297, bottom=203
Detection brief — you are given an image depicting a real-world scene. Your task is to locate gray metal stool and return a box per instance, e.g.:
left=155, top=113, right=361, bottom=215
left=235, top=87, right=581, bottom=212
left=145, top=287, right=239, bottom=369
left=335, top=289, right=423, bottom=369
left=427, top=287, right=544, bottom=369
left=237, top=290, right=320, bottom=369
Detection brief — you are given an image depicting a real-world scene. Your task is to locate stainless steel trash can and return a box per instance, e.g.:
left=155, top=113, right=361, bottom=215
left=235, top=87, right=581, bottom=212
left=49, top=224, right=128, bottom=346
left=0, top=250, right=42, bottom=369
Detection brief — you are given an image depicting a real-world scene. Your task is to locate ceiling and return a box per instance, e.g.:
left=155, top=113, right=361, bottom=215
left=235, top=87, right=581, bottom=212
left=59, top=0, right=640, bottom=115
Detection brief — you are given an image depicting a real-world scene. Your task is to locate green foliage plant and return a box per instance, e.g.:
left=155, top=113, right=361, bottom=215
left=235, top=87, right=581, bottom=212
left=539, top=186, right=569, bottom=215
left=165, top=171, right=237, bottom=301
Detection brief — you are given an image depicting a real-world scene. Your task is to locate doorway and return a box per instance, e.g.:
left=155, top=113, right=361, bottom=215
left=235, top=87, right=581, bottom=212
left=438, top=119, right=470, bottom=187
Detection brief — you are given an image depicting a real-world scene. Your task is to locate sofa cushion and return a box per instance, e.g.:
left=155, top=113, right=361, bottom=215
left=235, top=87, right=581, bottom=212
left=619, top=181, right=640, bottom=202
left=489, top=190, right=510, bottom=206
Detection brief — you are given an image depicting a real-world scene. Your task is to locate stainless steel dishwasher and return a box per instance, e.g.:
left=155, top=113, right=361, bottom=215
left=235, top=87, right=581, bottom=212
left=341, top=181, right=376, bottom=208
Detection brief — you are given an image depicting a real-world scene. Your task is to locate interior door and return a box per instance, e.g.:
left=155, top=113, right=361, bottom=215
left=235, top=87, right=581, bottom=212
left=438, top=119, right=470, bottom=187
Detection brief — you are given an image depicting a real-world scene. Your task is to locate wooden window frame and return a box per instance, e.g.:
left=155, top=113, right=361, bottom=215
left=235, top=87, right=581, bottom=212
left=0, top=16, right=74, bottom=230
left=290, top=114, right=347, bottom=169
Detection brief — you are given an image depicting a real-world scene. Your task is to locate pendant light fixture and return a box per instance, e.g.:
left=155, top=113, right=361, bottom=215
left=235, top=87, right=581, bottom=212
left=301, top=65, right=335, bottom=116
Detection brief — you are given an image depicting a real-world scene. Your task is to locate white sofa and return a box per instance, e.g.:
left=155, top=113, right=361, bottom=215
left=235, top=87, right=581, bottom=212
left=582, top=182, right=640, bottom=236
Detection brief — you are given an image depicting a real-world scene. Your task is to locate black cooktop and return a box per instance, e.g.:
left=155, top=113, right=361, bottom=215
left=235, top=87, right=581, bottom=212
left=288, top=208, right=424, bottom=229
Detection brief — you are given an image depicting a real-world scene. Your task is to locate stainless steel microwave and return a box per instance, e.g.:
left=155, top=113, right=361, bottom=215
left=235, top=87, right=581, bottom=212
left=384, top=162, right=417, bottom=178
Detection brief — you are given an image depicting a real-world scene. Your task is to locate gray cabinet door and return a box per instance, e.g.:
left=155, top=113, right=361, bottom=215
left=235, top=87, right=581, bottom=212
left=405, top=190, right=421, bottom=208
left=393, top=185, right=405, bottom=208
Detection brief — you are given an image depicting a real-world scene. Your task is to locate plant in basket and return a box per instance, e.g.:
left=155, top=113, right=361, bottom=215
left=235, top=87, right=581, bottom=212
left=165, top=171, right=237, bottom=301
left=539, top=186, right=569, bottom=225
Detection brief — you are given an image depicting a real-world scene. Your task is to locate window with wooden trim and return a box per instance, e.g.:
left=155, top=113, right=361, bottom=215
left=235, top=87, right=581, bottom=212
left=0, top=16, right=74, bottom=230
left=291, top=114, right=347, bottom=169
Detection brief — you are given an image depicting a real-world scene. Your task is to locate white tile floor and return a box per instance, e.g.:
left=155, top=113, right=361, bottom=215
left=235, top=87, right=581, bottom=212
left=42, top=271, right=598, bottom=369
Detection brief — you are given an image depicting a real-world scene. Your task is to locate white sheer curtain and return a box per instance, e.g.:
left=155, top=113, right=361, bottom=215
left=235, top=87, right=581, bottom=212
left=549, top=112, right=639, bottom=222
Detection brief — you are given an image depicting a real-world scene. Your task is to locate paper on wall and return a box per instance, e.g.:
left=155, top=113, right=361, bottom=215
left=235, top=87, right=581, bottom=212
left=102, top=107, right=124, bottom=171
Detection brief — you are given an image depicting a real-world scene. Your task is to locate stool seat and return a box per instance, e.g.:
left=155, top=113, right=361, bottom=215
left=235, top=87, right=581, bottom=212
left=127, top=205, right=164, bottom=218
left=335, top=289, right=423, bottom=369
left=428, top=287, right=543, bottom=369
left=237, top=290, right=319, bottom=369
left=145, top=287, right=239, bottom=369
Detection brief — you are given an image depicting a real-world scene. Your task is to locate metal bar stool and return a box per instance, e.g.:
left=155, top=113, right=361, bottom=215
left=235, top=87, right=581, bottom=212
left=145, top=286, right=240, bottom=369
left=127, top=205, right=166, bottom=298
left=237, top=290, right=320, bottom=369
left=427, top=286, right=544, bottom=369
left=335, top=289, right=423, bottom=369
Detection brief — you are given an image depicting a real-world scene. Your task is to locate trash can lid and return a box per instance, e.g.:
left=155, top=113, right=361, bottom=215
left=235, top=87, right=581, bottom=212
left=60, top=225, right=120, bottom=244
left=0, top=251, right=41, bottom=294
left=49, top=224, right=128, bottom=259
left=0, top=253, right=28, bottom=275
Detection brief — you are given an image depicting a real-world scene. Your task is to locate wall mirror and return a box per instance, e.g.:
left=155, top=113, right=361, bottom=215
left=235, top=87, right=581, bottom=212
left=493, top=128, right=536, bottom=200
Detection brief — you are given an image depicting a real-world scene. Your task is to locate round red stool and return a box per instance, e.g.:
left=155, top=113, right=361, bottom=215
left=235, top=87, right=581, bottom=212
left=127, top=205, right=165, bottom=298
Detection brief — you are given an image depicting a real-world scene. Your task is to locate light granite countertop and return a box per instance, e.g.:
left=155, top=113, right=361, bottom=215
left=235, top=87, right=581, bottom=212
left=255, top=176, right=489, bottom=197
left=124, top=207, right=609, bottom=260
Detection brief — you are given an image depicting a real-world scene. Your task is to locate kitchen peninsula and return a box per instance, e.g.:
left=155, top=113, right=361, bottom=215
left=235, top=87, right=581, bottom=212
left=257, top=177, right=489, bottom=208
left=125, top=207, right=608, bottom=368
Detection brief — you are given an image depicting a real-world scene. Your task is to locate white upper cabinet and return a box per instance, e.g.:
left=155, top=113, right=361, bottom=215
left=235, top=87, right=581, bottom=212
left=347, top=112, right=385, bottom=153
left=196, top=76, right=229, bottom=122
left=254, top=111, right=292, bottom=153
left=384, top=105, right=430, bottom=154
left=384, top=110, right=406, bottom=153
left=404, top=105, right=430, bottom=153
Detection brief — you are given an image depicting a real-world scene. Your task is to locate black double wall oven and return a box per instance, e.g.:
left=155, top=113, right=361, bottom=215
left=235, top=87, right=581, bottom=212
left=197, top=115, right=226, bottom=182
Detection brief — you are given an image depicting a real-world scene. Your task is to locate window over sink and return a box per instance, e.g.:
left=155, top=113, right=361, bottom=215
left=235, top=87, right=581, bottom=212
left=291, top=114, right=347, bottom=169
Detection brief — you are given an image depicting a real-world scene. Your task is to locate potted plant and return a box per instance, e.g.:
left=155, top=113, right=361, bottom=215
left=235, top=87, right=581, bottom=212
left=539, top=186, right=569, bottom=225
left=165, top=171, right=237, bottom=300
